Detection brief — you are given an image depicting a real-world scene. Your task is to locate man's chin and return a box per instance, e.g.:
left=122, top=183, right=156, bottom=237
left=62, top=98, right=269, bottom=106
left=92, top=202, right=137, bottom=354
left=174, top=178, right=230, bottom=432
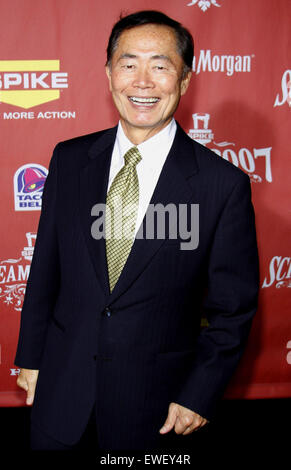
left=121, top=117, right=171, bottom=131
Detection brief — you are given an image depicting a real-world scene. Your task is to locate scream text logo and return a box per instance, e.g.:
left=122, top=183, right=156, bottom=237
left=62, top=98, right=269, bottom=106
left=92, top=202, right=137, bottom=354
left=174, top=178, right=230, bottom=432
left=274, top=70, right=291, bottom=108
left=0, top=60, right=68, bottom=109
left=0, top=232, right=35, bottom=311
left=262, top=256, right=291, bottom=289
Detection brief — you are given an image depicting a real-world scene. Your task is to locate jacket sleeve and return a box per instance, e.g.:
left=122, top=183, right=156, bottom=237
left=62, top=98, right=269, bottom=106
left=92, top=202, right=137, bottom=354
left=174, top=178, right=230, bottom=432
left=176, top=173, right=260, bottom=420
left=14, top=145, right=60, bottom=369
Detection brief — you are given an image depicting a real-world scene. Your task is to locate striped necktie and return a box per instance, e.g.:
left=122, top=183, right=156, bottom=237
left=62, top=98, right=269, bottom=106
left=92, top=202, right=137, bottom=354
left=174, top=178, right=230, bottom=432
left=105, top=146, right=142, bottom=292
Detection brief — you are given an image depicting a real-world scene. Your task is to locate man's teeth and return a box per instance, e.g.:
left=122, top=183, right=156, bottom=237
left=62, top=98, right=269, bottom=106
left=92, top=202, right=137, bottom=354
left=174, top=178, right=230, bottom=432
left=129, top=97, right=159, bottom=105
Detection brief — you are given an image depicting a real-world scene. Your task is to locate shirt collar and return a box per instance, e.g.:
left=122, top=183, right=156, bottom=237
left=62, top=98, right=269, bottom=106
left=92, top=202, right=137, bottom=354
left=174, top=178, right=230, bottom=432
left=116, top=118, right=177, bottom=165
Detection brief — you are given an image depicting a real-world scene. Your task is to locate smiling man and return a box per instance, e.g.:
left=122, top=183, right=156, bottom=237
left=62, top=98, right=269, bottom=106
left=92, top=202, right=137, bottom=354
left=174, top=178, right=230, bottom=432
left=105, top=22, right=191, bottom=143
left=15, top=10, right=259, bottom=452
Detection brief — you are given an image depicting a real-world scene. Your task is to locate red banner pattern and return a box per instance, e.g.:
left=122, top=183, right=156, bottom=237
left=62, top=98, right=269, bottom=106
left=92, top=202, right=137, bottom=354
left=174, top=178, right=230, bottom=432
left=0, top=0, right=290, bottom=405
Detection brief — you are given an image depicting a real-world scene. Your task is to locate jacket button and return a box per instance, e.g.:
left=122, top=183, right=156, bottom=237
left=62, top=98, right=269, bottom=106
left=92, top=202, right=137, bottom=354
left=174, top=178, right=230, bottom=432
left=103, top=306, right=112, bottom=317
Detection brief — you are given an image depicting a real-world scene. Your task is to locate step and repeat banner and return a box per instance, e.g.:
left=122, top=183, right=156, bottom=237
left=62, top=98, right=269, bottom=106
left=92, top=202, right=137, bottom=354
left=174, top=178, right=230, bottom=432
left=0, top=0, right=290, bottom=405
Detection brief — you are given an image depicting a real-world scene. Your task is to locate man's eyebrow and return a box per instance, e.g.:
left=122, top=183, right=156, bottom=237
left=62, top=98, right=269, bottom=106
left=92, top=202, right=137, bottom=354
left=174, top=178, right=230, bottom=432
left=118, top=53, right=137, bottom=61
left=151, top=55, right=173, bottom=64
left=117, top=53, right=174, bottom=64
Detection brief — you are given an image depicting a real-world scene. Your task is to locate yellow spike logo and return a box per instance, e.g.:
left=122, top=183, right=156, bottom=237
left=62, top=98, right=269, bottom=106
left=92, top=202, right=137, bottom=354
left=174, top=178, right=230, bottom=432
left=0, top=60, right=68, bottom=109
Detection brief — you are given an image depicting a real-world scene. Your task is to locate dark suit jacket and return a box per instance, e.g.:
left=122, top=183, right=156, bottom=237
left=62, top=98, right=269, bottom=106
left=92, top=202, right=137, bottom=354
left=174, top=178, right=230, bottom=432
left=14, top=122, right=259, bottom=450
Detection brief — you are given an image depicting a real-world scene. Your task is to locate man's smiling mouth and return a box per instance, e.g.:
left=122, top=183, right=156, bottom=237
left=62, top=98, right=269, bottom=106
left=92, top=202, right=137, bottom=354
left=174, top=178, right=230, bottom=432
left=128, top=96, right=160, bottom=106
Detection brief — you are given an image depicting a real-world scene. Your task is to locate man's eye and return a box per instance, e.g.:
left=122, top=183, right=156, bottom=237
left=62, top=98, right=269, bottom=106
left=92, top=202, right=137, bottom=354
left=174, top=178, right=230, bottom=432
left=122, top=64, right=135, bottom=69
left=154, top=66, right=166, bottom=70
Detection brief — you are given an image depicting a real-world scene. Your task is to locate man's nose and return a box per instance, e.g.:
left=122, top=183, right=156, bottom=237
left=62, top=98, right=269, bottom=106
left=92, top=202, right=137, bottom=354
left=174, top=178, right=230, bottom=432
left=132, top=67, right=154, bottom=89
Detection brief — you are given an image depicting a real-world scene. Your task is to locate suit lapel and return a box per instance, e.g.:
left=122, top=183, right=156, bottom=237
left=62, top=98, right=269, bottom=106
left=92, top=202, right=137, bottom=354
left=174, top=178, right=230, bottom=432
left=79, top=123, right=199, bottom=304
left=79, top=127, right=117, bottom=299
left=108, top=124, right=199, bottom=304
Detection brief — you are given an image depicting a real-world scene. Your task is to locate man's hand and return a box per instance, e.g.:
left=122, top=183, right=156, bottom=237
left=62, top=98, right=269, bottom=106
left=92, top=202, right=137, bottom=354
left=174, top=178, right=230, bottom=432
left=159, top=402, right=208, bottom=435
left=16, top=368, right=39, bottom=406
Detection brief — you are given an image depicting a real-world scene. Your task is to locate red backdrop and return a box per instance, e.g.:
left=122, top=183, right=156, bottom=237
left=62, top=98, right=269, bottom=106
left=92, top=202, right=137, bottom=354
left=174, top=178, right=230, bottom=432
left=0, top=0, right=290, bottom=406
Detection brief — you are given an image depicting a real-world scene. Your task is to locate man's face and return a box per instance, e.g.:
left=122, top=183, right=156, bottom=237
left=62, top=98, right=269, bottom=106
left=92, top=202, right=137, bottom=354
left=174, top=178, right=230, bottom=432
left=106, top=24, right=191, bottom=137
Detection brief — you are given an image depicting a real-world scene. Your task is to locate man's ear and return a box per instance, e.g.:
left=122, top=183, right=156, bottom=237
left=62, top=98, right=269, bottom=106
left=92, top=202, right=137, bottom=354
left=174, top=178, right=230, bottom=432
left=105, top=65, right=112, bottom=91
left=180, top=71, right=192, bottom=96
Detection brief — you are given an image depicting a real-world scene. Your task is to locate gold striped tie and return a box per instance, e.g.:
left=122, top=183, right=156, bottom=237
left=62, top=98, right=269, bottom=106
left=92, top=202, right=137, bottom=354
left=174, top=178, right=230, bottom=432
left=105, top=146, right=142, bottom=292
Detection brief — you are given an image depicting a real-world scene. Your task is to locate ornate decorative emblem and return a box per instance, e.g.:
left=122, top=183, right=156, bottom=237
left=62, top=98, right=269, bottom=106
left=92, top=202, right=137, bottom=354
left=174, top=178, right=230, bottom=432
left=187, top=0, right=221, bottom=12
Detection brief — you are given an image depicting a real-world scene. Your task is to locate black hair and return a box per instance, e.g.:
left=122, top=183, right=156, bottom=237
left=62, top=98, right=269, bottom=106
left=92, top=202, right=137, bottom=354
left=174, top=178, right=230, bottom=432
left=106, top=10, right=194, bottom=76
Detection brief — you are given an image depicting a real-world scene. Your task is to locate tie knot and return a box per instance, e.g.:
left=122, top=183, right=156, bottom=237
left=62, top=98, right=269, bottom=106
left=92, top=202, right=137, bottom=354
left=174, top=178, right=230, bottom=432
left=123, top=147, right=142, bottom=167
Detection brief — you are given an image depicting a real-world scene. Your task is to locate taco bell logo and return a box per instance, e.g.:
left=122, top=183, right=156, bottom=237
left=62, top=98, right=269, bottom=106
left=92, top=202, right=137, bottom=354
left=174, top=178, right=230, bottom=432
left=14, top=163, right=48, bottom=211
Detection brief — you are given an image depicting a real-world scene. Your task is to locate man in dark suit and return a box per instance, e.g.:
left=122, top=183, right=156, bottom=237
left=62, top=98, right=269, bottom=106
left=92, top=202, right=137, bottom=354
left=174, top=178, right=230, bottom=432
left=15, top=10, right=259, bottom=451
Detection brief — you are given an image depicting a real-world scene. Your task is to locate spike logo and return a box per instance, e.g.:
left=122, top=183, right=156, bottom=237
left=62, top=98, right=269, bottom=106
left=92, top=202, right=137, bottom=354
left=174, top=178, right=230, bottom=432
left=0, top=60, right=68, bottom=109
left=188, top=113, right=273, bottom=183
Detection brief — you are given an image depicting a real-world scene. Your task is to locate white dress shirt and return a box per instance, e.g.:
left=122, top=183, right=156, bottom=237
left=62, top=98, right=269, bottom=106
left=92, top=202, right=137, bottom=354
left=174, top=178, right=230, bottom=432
left=107, top=119, right=177, bottom=236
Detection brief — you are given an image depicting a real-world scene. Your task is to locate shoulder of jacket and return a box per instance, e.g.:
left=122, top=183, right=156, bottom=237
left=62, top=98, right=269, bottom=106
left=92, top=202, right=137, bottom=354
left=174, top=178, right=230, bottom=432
left=55, top=127, right=113, bottom=152
left=191, top=138, right=249, bottom=185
